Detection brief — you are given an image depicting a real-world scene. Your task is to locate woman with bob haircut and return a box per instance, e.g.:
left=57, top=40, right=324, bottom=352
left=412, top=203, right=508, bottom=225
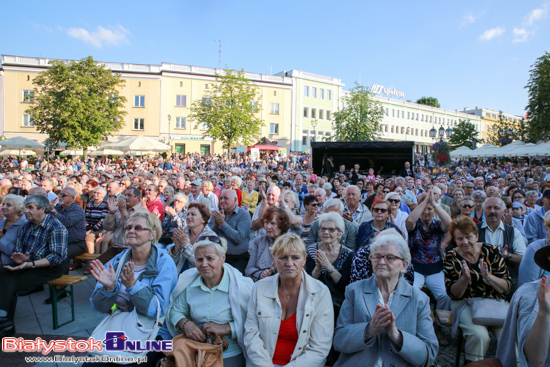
left=0, top=194, right=28, bottom=265
left=244, top=233, right=334, bottom=367
left=333, top=229, right=438, bottom=367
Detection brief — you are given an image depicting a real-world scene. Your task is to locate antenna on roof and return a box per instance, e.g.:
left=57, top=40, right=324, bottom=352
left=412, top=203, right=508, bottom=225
left=215, top=39, right=224, bottom=69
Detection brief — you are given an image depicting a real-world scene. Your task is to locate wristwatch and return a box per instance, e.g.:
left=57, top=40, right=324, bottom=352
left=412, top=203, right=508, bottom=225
left=32, top=261, right=36, bottom=268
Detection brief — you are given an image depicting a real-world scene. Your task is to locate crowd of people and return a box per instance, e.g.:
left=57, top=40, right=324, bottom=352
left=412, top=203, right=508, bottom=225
left=0, top=151, right=549, bottom=366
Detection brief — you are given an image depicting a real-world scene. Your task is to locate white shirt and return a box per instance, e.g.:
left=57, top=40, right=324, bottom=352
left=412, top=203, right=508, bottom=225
left=481, top=221, right=526, bottom=255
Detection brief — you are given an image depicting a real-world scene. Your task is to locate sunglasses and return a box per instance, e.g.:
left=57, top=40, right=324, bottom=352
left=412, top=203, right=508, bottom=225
left=461, top=204, right=474, bottom=209
left=123, top=224, right=150, bottom=232
left=388, top=199, right=400, bottom=204
left=373, top=208, right=388, bottom=213
left=383, top=190, right=390, bottom=194
left=370, top=254, right=404, bottom=263
left=320, top=227, right=338, bottom=233
left=310, top=203, right=319, bottom=207
left=197, top=235, right=221, bottom=243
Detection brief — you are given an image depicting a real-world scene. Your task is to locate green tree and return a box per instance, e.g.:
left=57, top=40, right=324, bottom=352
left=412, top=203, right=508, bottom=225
left=447, top=119, right=484, bottom=150
left=487, top=111, right=522, bottom=146
left=189, top=69, right=263, bottom=159
left=416, top=96, right=441, bottom=108
left=525, top=51, right=550, bottom=142
left=332, top=83, right=385, bottom=141
left=26, top=56, right=127, bottom=160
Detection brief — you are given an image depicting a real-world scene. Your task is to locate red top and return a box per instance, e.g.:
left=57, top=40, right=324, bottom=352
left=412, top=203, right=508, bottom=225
left=236, top=188, right=242, bottom=207
left=146, top=197, right=165, bottom=221
left=272, top=312, right=298, bottom=366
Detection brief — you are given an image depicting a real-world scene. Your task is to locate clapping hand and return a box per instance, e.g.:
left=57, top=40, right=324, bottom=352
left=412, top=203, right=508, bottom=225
left=140, top=197, right=147, bottom=208
left=259, top=186, right=266, bottom=202
left=165, top=206, right=176, bottom=216
left=316, top=250, right=332, bottom=270
left=120, top=262, right=136, bottom=289
left=173, top=228, right=188, bottom=252
left=367, top=304, right=393, bottom=338
left=89, top=259, right=117, bottom=292
left=107, top=198, right=119, bottom=213
left=479, top=258, right=491, bottom=279
left=10, top=252, right=30, bottom=265
left=461, top=260, right=471, bottom=281
left=259, top=267, right=274, bottom=279
left=211, top=210, right=225, bottom=227
left=117, top=197, right=127, bottom=213
left=500, top=245, right=509, bottom=259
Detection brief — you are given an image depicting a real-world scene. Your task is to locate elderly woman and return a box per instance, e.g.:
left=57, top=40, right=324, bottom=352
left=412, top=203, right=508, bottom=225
left=163, top=186, right=175, bottom=208
left=159, top=193, right=188, bottom=246
left=119, top=178, right=131, bottom=195
left=81, top=178, right=99, bottom=207
left=246, top=207, right=290, bottom=281
left=280, top=190, right=303, bottom=235
left=242, top=179, right=259, bottom=215
left=525, top=190, right=538, bottom=210
left=512, top=189, right=534, bottom=215
left=364, top=183, right=385, bottom=209
left=0, top=195, right=28, bottom=265
left=457, top=196, right=477, bottom=222
left=300, top=195, right=319, bottom=239
left=472, top=190, right=486, bottom=222
left=144, top=184, right=165, bottom=221
left=386, top=191, right=408, bottom=240
left=244, top=233, right=334, bottom=367
left=85, top=186, right=109, bottom=254
left=450, top=188, right=465, bottom=217
left=443, top=216, right=511, bottom=364
left=84, top=211, right=178, bottom=367
left=166, top=202, right=216, bottom=274
left=158, top=238, right=254, bottom=367
left=333, top=229, right=438, bottom=367
left=518, top=211, right=550, bottom=286
left=230, top=176, right=243, bottom=206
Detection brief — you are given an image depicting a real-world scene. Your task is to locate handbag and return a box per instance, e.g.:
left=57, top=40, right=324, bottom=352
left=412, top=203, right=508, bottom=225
left=162, top=333, right=228, bottom=367
left=89, top=251, right=162, bottom=363
left=451, top=297, right=508, bottom=337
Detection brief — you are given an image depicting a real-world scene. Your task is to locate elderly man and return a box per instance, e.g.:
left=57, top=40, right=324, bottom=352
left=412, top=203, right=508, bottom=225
left=305, top=198, right=358, bottom=250
left=0, top=195, right=68, bottom=337
left=435, top=183, right=453, bottom=206
left=174, top=176, right=186, bottom=194
left=251, top=186, right=281, bottom=231
left=100, top=187, right=148, bottom=264
left=464, top=181, right=475, bottom=197
left=187, top=180, right=203, bottom=204
left=485, top=185, right=500, bottom=198
left=524, top=190, right=550, bottom=244
left=40, top=178, right=59, bottom=203
left=399, top=161, right=413, bottom=177
left=314, top=187, right=327, bottom=210
left=209, top=189, right=251, bottom=274
left=343, top=185, right=373, bottom=226
left=104, top=181, right=122, bottom=202
left=50, top=187, right=86, bottom=261
left=478, top=197, right=526, bottom=296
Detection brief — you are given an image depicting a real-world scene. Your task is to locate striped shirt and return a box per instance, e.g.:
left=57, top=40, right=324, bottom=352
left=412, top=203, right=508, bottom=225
left=14, top=214, right=68, bottom=266
left=85, top=200, right=109, bottom=231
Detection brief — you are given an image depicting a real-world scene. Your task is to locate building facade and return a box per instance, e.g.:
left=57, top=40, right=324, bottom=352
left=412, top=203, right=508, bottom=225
left=462, top=107, right=523, bottom=142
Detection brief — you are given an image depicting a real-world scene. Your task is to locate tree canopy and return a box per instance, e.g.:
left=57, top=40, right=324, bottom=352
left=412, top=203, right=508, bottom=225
left=486, top=111, right=528, bottom=146
left=332, top=83, right=384, bottom=142
left=447, top=120, right=484, bottom=150
left=26, top=56, right=127, bottom=160
left=189, top=69, right=264, bottom=158
left=525, top=51, right=550, bottom=142
left=416, top=96, right=440, bottom=108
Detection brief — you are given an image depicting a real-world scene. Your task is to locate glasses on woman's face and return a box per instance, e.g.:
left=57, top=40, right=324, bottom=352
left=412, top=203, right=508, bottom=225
left=461, top=204, right=474, bottom=209
left=124, top=224, right=150, bottom=232
left=370, top=254, right=404, bottom=263
left=388, top=199, right=400, bottom=204
left=383, top=190, right=390, bottom=194
left=197, top=235, right=221, bottom=243
left=373, top=208, right=388, bottom=213
left=319, top=226, right=337, bottom=233
left=310, top=203, right=319, bottom=207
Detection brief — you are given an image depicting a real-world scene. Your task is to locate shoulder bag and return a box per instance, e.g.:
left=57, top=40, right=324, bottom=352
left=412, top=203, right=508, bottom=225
left=161, top=333, right=228, bottom=367
left=451, top=297, right=508, bottom=337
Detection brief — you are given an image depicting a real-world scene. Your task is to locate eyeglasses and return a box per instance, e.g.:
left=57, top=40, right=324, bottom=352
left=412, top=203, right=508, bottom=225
left=370, top=254, right=404, bottom=263
left=310, top=203, right=319, bottom=207
left=388, top=199, right=400, bottom=204
left=197, top=235, right=221, bottom=243
left=124, top=224, right=150, bottom=232
left=383, top=190, right=390, bottom=194
left=461, top=204, right=474, bottom=208
left=319, top=227, right=338, bottom=233
left=59, top=193, right=73, bottom=198
left=373, top=208, right=388, bottom=213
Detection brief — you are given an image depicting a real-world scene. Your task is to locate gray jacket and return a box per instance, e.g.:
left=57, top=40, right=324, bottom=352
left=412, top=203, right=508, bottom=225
left=333, top=276, right=438, bottom=367
left=518, top=238, right=547, bottom=287
left=305, top=218, right=357, bottom=250
left=0, top=216, right=28, bottom=264
left=245, top=235, right=274, bottom=281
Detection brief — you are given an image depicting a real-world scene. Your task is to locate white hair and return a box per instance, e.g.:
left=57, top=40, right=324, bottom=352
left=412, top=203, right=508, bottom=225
left=323, top=198, right=344, bottom=214
left=371, top=228, right=411, bottom=262
left=318, top=212, right=345, bottom=233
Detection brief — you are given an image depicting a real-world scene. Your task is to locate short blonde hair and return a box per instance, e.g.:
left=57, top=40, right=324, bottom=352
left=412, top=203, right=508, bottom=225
left=202, top=181, right=214, bottom=191
left=2, top=194, right=25, bottom=216
left=127, top=211, right=162, bottom=242
left=282, top=190, right=299, bottom=207
left=271, top=233, right=307, bottom=258
left=193, top=237, right=228, bottom=258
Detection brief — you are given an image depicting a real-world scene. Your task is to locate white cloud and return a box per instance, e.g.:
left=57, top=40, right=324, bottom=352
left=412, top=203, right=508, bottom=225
left=33, top=23, right=53, bottom=33
left=461, top=12, right=477, bottom=27
left=478, top=27, right=505, bottom=42
left=513, top=27, right=534, bottom=43
left=525, top=2, right=549, bottom=26
left=66, top=25, right=130, bottom=48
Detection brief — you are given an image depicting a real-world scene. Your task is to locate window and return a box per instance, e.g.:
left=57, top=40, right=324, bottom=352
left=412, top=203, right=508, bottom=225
left=416, top=113, right=419, bottom=120
left=304, top=107, right=309, bottom=118
left=312, top=87, right=317, bottom=98
left=180, top=81, right=183, bottom=87
left=326, top=110, right=331, bottom=120
left=415, top=128, right=418, bottom=135
left=407, top=112, right=410, bottom=119
left=133, top=118, right=144, bottom=130
left=274, top=91, right=277, bottom=96
left=327, top=90, right=332, bottom=100
left=319, top=110, right=324, bottom=120
left=270, top=123, right=279, bottom=134
left=22, top=114, right=34, bottom=127
left=271, top=103, right=279, bottom=114
left=175, top=117, right=186, bottom=129
left=200, top=122, right=208, bottom=130
left=304, top=86, right=309, bottom=97
left=311, top=108, right=316, bottom=119
left=401, top=127, right=405, bottom=134
left=384, top=125, right=388, bottom=132
left=320, top=89, right=324, bottom=99
left=392, top=109, right=395, bottom=117
left=251, top=101, right=258, bottom=112
left=134, top=95, right=145, bottom=107
left=421, top=114, right=424, bottom=122
left=302, top=130, right=309, bottom=146
left=391, top=126, right=394, bottom=133
left=202, top=97, right=211, bottom=105
left=385, top=108, right=389, bottom=115
left=430, top=116, right=432, bottom=123
left=176, top=95, right=187, bottom=107
left=205, top=84, right=209, bottom=89
left=22, top=90, right=34, bottom=103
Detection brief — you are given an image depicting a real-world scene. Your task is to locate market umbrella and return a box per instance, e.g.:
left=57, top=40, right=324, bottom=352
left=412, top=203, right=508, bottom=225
left=60, top=149, right=85, bottom=156
left=0, top=149, right=36, bottom=156
left=105, top=136, right=171, bottom=153
left=493, top=140, right=526, bottom=157
left=0, top=136, right=44, bottom=157
left=471, top=144, right=500, bottom=158
left=88, top=149, right=125, bottom=156
left=450, top=146, right=473, bottom=159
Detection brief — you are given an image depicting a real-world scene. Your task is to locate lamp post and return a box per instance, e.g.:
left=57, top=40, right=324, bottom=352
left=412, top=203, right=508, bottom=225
left=167, top=114, right=172, bottom=150
left=311, top=118, right=318, bottom=143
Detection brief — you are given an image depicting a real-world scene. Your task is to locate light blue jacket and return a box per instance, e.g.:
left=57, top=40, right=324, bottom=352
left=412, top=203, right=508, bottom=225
left=524, top=206, right=546, bottom=244
left=0, top=216, right=28, bottom=264
left=90, top=244, right=178, bottom=319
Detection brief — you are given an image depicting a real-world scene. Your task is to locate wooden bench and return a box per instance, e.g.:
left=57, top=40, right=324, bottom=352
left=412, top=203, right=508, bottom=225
left=74, top=253, right=101, bottom=262
left=46, top=275, right=88, bottom=330
left=435, top=309, right=465, bottom=367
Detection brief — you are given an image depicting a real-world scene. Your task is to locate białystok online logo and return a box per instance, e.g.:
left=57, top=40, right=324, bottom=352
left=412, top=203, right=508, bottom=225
left=2, top=332, right=172, bottom=354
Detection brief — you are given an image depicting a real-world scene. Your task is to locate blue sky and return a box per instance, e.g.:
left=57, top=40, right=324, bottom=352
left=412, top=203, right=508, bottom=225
left=2, top=1, right=549, bottom=116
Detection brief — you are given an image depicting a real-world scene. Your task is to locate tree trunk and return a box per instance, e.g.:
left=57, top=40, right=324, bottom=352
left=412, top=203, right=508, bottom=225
left=83, top=147, right=88, bottom=161
left=227, top=141, right=231, bottom=160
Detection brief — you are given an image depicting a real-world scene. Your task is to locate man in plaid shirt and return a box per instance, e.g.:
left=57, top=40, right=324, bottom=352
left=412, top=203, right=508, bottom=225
left=0, top=194, right=68, bottom=337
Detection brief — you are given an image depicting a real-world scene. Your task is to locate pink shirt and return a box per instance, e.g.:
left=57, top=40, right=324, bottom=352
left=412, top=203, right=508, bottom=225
left=146, top=197, right=165, bottom=221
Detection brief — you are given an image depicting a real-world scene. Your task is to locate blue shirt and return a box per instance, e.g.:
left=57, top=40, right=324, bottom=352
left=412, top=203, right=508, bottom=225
left=15, top=214, right=68, bottom=266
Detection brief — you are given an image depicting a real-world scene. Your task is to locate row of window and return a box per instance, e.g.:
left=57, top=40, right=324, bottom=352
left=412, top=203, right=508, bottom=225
left=386, top=107, right=462, bottom=126
left=380, top=123, right=479, bottom=136
left=303, top=107, right=331, bottom=120
left=304, top=86, right=332, bottom=101
left=485, top=112, right=520, bottom=123
left=301, top=129, right=331, bottom=146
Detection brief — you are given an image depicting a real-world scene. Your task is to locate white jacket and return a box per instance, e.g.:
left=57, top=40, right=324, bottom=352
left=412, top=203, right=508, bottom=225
left=244, top=270, right=334, bottom=367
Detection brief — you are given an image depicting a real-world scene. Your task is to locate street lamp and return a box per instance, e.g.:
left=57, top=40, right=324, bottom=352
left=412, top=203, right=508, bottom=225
left=167, top=114, right=172, bottom=147
left=311, top=118, right=318, bottom=142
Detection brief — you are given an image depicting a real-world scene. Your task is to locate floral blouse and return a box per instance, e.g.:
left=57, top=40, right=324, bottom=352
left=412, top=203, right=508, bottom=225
left=349, top=243, right=415, bottom=285
left=443, top=243, right=511, bottom=300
